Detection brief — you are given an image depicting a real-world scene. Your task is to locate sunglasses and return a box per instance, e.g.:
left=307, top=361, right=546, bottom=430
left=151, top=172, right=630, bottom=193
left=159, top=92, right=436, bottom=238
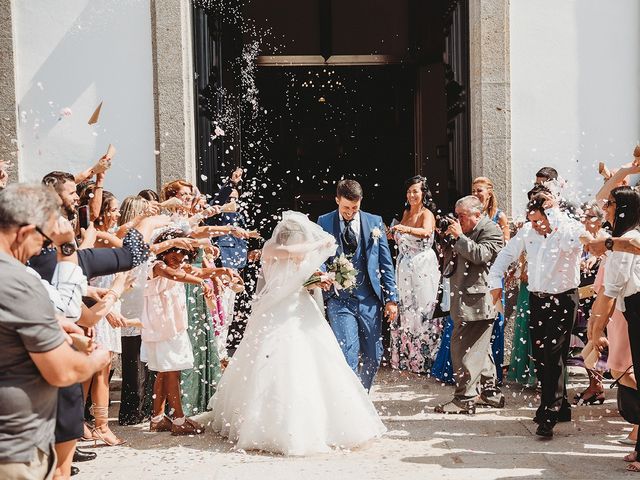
left=35, top=226, right=54, bottom=249
left=19, top=223, right=54, bottom=248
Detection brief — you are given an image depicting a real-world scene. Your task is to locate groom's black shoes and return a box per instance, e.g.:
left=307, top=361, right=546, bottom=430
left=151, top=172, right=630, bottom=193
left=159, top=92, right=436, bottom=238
left=535, top=422, right=554, bottom=438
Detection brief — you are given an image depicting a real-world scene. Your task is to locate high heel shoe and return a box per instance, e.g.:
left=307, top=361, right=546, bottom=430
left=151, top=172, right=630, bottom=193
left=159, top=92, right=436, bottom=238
left=573, top=389, right=605, bottom=405
left=80, top=422, right=96, bottom=442
left=89, top=404, right=126, bottom=447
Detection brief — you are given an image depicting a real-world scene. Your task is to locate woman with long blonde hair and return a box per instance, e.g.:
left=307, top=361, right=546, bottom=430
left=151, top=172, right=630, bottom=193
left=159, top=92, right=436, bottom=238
left=472, top=177, right=510, bottom=242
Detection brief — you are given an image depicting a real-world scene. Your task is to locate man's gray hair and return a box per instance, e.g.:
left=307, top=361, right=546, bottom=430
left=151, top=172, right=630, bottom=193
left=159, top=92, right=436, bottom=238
left=0, top=183, right=60, bottom=229
left=455, top=195, right=484, bottom=215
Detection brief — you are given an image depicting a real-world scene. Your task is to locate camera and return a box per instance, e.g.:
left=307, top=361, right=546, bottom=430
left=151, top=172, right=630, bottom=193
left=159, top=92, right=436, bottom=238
left=436, top=214, right=457, bottom=245
left=436, top=213, right=456, bottom=232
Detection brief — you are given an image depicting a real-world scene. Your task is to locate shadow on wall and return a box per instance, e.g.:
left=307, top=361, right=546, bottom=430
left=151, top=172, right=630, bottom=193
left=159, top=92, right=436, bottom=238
left=16, top=0, right=155, bottom=195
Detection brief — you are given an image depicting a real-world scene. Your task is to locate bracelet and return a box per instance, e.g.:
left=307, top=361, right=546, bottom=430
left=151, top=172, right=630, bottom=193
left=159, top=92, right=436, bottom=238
left=105, top=289, right=120, bottom=300
left=94, top=186, right=103, bottom=190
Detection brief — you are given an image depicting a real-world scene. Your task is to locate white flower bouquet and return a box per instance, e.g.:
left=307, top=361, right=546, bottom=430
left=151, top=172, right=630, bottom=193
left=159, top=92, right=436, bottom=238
left=303, top=254, right=359, bottom=292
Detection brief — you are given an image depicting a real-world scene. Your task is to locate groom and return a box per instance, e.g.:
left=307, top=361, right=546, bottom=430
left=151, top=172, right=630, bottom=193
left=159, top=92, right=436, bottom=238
left=318, top=179, right=398, bottom=391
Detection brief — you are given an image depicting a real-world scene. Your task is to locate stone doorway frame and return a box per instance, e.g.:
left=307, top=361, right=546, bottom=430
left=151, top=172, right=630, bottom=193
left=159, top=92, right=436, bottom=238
left=469, top=0, right=512, bottom=214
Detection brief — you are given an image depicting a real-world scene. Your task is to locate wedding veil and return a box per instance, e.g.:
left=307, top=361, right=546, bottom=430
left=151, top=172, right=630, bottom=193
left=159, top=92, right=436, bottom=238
left=251, top=211, right=337, bottom=317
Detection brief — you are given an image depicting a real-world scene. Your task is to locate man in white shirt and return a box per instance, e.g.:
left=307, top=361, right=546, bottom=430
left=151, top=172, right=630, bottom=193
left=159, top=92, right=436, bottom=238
left=488, top=191, right=587, bottom=437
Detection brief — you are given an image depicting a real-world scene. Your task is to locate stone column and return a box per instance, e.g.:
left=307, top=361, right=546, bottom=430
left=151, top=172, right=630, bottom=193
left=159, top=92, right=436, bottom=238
left=150, top=0, right=196, bottom=191
left=468, top=0, right=512, bottom=214
left=0, top=0, right=19, bottom=183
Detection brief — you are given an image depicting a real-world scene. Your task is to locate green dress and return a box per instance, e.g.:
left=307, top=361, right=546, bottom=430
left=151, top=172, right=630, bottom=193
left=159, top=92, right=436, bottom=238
left=180, top=250, right=222, bottom=415
left=506, top=282, right=537, bottom=386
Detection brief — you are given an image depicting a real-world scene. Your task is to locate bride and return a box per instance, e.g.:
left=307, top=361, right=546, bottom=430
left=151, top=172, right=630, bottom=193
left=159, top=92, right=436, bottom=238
left=201, top=211, right=386, bottom=455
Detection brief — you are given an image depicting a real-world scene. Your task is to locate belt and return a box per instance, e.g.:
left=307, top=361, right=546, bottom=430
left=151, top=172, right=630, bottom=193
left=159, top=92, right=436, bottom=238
left=530, top=288, right=578, bottom=299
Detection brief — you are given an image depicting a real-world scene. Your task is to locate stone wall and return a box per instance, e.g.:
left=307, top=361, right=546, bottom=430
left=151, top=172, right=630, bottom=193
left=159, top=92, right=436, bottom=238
left=150, top=0, right=196, bottom=191
left=0, top=0, right=18, bottom=182
left=468, top=0, right=512, bottom=214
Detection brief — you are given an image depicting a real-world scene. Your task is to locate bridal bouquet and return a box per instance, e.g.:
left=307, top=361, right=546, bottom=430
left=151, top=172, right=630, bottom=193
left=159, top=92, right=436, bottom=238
left=303, top=254, right=359, bottom=292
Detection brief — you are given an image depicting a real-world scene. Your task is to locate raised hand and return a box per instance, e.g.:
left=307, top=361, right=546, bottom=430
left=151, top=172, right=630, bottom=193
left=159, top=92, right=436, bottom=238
left=79, top=223, right=97, bottom=249
left=92, top=156, right=112, bottom=175
left=51, top=216, right=76, bottom=246
left=231, top=167, right=244, bottom=185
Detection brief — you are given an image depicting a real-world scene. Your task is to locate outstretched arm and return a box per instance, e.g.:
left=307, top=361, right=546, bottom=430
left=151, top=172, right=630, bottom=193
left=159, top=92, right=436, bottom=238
left=595, top=156, right=640, bottom=202
left=264, top=237, right=336, bottom=258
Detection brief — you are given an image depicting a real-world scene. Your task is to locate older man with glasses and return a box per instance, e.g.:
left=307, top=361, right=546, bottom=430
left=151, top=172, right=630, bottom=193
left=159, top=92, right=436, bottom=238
left=0, top=183, right=110, bottom=480
left=434, top=195, right=505, bottom=414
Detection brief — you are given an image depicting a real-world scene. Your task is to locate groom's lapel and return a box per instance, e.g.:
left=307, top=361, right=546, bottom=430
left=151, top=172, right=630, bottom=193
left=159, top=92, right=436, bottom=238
left=360, top=212, right=373, bottom=253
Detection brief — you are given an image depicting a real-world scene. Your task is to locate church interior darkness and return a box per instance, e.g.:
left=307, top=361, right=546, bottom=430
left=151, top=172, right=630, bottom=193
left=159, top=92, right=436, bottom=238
left=193, top=0, right=470, bottom=231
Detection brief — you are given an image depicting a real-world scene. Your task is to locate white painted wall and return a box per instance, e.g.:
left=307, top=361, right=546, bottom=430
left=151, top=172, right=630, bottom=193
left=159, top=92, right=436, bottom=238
left=14, top=0, right=156, bottom=199
left=510, top=0, right=640, bottom=216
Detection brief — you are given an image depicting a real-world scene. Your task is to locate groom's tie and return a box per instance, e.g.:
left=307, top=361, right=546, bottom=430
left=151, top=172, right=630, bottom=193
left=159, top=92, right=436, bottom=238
left=342, top=218, right=358, bottom=256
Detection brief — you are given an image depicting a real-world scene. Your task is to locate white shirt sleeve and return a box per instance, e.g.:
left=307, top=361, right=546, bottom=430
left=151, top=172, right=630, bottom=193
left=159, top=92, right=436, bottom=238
left=603, top=250, right=635, bottom=301
left=50, top=261, right=88, bottom=321
left=488, top=227, right=526, bottom=290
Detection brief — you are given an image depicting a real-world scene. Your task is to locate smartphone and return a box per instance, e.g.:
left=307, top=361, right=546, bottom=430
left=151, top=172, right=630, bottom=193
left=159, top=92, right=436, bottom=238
left=78, top=205, right=91, bottom=230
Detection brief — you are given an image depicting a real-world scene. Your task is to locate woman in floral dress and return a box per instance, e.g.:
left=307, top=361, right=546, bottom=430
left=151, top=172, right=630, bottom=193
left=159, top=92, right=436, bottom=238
left=389, top=176, right=441, bottom=374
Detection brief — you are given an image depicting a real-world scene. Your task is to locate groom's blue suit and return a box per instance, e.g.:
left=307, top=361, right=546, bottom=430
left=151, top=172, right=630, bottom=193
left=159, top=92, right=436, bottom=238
left=318, top=210, right=398, bottom=391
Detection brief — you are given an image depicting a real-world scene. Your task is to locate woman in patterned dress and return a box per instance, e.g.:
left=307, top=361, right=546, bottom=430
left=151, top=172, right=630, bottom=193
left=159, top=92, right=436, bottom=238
left=389, top=176, right=441, bottom=374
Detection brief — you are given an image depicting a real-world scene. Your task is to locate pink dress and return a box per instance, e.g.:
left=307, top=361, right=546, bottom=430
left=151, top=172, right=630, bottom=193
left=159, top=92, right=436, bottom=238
left=141, top=264, right=194, bottom=372
left=595, top=259, right=632, bottom=372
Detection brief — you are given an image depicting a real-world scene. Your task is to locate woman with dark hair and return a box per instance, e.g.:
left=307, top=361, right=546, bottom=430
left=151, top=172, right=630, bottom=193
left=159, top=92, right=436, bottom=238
left=388, top=176, right=441, bottom=374
left=138, top=189, right=160, bottom=202
left=589, top=186, right=640, bottom=471
left=81, top=190, right=127, bottom=446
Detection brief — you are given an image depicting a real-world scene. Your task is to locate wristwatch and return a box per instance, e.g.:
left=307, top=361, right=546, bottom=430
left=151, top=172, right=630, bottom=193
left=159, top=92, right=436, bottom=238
left=605, top=237, right=614, bottom=251
left=60, top=242, right=77, bottom=256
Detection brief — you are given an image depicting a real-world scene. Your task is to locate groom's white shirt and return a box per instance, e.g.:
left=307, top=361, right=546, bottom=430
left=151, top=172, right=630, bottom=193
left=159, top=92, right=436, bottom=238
left=339, top=211, right=361, bottom=238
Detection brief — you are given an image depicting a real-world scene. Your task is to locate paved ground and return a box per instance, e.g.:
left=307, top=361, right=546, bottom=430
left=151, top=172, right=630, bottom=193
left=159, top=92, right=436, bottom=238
left=76, top=368, right=636, bottom=480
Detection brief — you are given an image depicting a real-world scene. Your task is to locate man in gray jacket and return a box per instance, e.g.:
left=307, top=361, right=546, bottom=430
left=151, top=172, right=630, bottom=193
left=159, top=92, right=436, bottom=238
left=435, top=196, right=504, bottom=414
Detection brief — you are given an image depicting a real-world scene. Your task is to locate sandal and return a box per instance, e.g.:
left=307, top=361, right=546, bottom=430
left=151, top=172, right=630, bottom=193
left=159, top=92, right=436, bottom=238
left=573, top=389, right=605, bottom=405
left=89, top=404, right=126, bottom=446
left=80, top=422, right=95, bottom=442
left=625, top=452, right=638, bottom=463
left=171, top=417, right=205, bottom=436
left=627, top=462, right=640, bottom=472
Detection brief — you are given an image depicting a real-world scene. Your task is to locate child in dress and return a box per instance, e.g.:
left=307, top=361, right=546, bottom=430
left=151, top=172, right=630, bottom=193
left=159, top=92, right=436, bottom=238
left=143, top=229, right=234, bottom=435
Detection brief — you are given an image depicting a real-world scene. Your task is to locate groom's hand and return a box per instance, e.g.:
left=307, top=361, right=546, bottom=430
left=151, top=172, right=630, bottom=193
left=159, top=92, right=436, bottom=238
left=384, top=301, right=398, bottom=322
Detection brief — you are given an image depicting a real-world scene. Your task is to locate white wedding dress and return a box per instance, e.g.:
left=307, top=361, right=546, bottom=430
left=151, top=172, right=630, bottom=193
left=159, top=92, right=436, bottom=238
left=201, top=211, right=386, bottom=455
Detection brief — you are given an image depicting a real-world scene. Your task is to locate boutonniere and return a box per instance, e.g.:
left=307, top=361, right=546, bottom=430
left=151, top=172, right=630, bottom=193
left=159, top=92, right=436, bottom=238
left=371, top=227, right=382, bottom=243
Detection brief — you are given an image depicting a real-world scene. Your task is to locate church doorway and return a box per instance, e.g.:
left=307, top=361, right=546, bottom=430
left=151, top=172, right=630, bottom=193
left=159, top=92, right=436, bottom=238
left=193, top=0, right=471, bottom=231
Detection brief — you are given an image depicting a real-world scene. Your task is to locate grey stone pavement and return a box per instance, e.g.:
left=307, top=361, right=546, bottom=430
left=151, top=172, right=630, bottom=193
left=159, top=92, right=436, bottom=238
left=76, top=368, right=636, bottom=480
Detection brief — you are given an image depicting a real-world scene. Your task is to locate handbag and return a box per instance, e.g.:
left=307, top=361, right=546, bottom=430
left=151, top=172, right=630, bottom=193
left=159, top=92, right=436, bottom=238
left=611, top=366, right=640, bottom=424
